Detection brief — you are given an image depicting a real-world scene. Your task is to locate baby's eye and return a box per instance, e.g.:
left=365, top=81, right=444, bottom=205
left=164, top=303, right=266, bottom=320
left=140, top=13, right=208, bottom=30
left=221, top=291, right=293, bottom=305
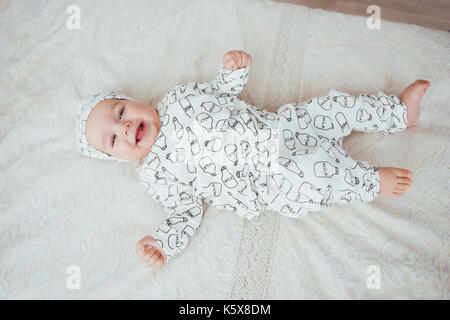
left=112, top=134, right=116, bottom=147
left=119, top=107, right=124, bottom=120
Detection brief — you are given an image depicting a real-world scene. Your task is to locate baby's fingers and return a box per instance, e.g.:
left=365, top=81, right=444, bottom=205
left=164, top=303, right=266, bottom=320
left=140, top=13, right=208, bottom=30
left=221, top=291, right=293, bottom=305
left=137, top=236, right=156, bottom=252
left=224, top=56, right=238, bottom=70
left=245, top=53, right=252, bottom=66
left=137, top=244, right=150, bottom=259
left=143, top=248, right=158, bottom=264
left=153, top=255, right=165, bottom=270
left=146, top=251, right=163, bottom=268
left=234, top=52, right=243, bottom=67
left=236, top=51, right=251, bottom=67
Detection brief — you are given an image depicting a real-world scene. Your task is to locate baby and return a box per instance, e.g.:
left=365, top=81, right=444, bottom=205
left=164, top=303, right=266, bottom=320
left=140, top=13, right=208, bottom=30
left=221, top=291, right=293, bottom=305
left=76, top=50, right=430, bottom=270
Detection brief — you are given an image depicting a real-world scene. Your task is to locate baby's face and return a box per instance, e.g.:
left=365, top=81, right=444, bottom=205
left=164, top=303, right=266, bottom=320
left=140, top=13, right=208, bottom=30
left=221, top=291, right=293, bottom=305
left=85, top=98, right=161, bottom=161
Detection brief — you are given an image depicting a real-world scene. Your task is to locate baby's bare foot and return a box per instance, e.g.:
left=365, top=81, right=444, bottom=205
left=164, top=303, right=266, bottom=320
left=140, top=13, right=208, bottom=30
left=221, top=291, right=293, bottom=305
left=400, top=80, right=431, bottom=128
left=378, top=167, right=413, bottom=198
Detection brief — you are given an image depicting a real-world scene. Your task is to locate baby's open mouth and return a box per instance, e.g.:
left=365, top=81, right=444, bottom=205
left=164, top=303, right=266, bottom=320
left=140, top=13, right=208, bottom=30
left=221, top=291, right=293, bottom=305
left=135, top=121, right=144, bottom=145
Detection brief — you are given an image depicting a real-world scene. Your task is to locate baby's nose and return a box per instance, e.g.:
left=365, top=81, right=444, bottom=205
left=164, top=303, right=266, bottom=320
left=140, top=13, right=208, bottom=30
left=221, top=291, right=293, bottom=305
left=122, top=121, right=132, bottom=136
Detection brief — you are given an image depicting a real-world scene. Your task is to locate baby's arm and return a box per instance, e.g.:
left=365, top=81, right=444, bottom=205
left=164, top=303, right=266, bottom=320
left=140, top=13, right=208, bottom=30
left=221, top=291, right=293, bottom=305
left=151, top=194, right=204, bottom=260
left=136, top=179, right=204, bottom=269
left=202, top=50, right=252, bottom=98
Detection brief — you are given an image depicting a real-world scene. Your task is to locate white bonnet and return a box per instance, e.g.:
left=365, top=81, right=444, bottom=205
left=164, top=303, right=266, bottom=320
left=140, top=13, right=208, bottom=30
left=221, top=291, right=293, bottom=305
left=76, top=92, right=134, bottom=162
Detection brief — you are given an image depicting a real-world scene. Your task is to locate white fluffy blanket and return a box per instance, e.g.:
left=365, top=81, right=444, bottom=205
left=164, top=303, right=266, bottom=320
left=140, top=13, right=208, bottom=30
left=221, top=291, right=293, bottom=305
left=0, top=0, right=448, bottom=299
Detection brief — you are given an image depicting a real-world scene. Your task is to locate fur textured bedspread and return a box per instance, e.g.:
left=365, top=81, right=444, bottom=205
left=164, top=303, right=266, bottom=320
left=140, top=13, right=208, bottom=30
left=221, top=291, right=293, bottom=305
left=0, top=0, right=448, bottom=299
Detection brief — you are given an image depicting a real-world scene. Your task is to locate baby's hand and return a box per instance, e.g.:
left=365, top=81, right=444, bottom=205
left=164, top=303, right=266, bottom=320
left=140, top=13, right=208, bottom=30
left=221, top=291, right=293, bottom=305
left=223, top=50, right=252, bottom=71
left=136, top=235, right=167, bottom=270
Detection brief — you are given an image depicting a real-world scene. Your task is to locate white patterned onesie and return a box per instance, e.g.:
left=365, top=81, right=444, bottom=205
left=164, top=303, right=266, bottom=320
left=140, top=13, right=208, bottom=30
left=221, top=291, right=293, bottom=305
left=136, top=65, right=408, bottom=260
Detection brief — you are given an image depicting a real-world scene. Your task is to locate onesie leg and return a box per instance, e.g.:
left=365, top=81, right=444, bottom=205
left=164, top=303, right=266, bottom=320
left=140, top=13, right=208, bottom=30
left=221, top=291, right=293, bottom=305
left=312, top=140, right=381, bottom=206
left=266, top=137, right=382, bottom=219
left=297, top=90, right=408, bottom=142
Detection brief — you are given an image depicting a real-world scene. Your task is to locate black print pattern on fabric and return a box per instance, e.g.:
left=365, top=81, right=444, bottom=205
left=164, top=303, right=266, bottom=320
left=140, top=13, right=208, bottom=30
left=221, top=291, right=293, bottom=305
left=136, top=65, right=408, bottom=260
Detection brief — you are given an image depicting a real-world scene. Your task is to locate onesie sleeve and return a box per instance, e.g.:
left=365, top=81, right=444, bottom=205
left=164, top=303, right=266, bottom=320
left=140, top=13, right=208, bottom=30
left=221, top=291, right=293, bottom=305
left=208, top=65, right=250, bottom=98
left=150, top=193, right=203, bottom=261
left=141, top=171, right=204, bottom=261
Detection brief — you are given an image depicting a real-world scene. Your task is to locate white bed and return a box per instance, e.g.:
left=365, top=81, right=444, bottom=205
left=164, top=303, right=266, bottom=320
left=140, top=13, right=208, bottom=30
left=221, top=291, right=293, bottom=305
left=0, top=0, right=448, bottom=299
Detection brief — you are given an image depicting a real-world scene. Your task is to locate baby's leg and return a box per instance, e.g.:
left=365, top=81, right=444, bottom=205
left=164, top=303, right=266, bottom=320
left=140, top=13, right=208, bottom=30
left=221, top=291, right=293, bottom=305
left=311, top=141, right=412, bottom=206
left=270, top=140, right=412, bottom=219
left=298, top=86, right=420, bottom=142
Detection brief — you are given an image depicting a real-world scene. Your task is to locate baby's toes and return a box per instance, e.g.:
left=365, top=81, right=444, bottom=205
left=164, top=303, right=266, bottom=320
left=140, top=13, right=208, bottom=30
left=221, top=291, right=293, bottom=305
left=394, top=168, right=413, bottom=179
left=417, top=79, right=430, bottom=88
left=413, top=80, right=431, bottom=94
left=394, top=179, right=411, bottom=196
left=397, top=176, right=412, bottom=185
left=395, top=182, right=409, bottom=192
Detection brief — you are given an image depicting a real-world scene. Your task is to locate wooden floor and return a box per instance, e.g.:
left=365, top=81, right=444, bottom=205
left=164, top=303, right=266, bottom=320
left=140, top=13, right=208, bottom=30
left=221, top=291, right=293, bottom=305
left=274, top=0, right=450, bottom=31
